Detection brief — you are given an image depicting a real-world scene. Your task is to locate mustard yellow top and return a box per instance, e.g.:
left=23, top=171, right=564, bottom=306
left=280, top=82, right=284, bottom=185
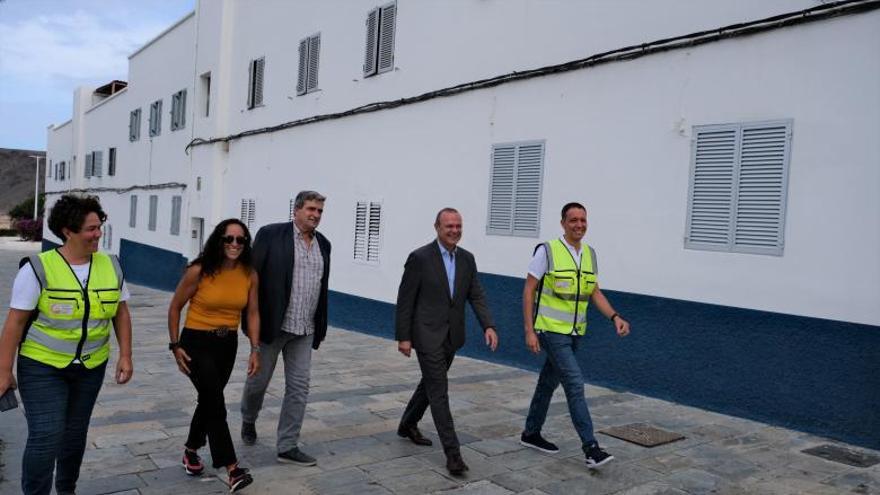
left=184, top=266, right=251, bottom=330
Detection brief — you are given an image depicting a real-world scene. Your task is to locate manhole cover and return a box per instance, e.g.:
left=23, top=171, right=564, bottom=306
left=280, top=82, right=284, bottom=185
left=802, top=444, right=880, bottom=468
left=598, top=423, right=685, bottom=447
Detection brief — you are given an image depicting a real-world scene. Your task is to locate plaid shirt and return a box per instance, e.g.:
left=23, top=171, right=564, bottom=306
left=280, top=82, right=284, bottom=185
left=281, top=222, right=324, bottom=335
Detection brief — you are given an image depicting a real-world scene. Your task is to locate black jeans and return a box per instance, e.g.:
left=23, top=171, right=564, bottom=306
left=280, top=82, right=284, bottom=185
left=180, top=329, right=238, bottom=468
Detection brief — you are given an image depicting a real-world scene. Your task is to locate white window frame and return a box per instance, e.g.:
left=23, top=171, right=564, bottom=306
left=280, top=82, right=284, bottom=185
left=684, top=119, right=793, bottom=256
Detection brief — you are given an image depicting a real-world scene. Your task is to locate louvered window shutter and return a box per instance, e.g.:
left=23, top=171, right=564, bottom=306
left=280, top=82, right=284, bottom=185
left=247, top=199, right=256, bottom=229
left=240, top=199, right=249, bottom=223
left=353, top=202, right=367, bottom=261
left=179, top=90, right=186, bottom=129
left=686, top=121, right=791, bottom=255
left=106, top=224, right=112, bottom=250
left=171, top=93, right=178, bottom=130
left=129, top=110, right=137, bottom=141
left=733, top=123, right=791, bottom=255
left=307, top=34, right=321, bottom=91
left=84, top=153, right=93, bottom=178
left=289, top=199, right=296, bottom=221
left=253, top=59, right=264, bottom=107
left=170, top=196, right=182, bottom=235
left=148, top=195, right=158, bottom=231
left=487, top=145, right=515, bottom=234
left=363, top=8, right=380, bottom=76
left=247, top=61, right=255, bottom=108
left=129, top=195, right=137, bottom=228
left=297, top=39, right=309, bottom=95
left=512, top=143, right=543, bottom=236
left=93, top=151, right=103, bottom=177
left=367, top=202, right=382, bottom=262
left=108, top=148, right=116, bottom=176
left=377, top=3, right=396, bottom=73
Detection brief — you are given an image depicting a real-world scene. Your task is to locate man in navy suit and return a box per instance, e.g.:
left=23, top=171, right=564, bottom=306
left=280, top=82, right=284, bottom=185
left=395, top=207, right=499, bottom=476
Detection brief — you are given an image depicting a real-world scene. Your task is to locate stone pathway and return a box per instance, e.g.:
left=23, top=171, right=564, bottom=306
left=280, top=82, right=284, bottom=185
left=1, top=239, right=878, bottom=494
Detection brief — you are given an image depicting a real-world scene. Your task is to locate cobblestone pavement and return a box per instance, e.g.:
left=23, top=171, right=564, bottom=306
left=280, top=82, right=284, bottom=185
left=1, top=239, right=878, bottom=494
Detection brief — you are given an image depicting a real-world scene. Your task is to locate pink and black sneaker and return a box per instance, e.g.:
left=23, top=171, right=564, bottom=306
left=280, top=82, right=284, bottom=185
left=182, top=449, right=205, bottom=476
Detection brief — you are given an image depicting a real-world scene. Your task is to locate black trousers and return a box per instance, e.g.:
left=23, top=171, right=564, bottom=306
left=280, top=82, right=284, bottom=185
left=400, top=342, right=459, bottom=453
left=180, top=329, right=238, bottom=468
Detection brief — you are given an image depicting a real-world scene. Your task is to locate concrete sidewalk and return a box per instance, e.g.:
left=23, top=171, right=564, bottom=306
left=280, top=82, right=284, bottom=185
left=1, top=243, right=878, bottom=494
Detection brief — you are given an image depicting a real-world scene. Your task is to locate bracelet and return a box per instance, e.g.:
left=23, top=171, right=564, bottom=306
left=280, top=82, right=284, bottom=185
left=609, top=313, right=621, bottom=322
left=250, top=344, right=261, bottom=354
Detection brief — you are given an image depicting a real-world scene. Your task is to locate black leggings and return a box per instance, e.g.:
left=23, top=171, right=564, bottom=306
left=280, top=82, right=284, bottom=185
left=180, top=329, right=238, bottom=468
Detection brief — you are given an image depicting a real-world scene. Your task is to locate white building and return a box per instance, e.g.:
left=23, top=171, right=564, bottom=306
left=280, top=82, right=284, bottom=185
left=44, top=0, right=880, bottom=445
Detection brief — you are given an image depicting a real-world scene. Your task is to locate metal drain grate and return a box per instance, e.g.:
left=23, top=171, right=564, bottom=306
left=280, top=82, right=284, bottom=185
left=802, top=444, right=880, bottom=468
left=598, top=423, right=685, bottom=447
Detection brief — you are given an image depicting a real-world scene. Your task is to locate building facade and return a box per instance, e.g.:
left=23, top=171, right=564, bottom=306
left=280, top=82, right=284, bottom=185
left=43, top=0, right=880, bottom=448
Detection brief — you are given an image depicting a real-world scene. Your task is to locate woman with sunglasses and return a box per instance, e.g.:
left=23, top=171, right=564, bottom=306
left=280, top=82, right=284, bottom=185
left=167, top=218, right=261, bottom=492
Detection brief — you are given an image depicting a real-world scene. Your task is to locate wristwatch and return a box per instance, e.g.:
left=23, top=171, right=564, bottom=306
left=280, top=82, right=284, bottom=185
left=169, top=342, right=180, bottom=351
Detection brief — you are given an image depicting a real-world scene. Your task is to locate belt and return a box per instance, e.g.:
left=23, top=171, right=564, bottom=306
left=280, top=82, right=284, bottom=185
left=186, top=327, right=236, bottom=337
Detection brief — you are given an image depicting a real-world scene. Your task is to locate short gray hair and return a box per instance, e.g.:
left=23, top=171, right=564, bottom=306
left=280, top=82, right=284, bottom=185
left=293, top=190, right=326, bottom=210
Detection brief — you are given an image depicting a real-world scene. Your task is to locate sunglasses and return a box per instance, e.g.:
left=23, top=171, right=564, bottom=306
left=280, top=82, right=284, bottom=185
left=222, top=235, right=249, bottom=245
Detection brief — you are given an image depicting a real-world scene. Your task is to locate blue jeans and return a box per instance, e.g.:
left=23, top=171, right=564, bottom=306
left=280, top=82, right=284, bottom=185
left=524, top=332, right=596, bottom=447
left=17, top=355, right=106, bottom=495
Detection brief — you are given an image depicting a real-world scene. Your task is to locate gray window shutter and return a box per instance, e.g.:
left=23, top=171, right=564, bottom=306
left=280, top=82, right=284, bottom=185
left=363, top=7, right=380, bottom=76
left=93, top=150, right=103, bottom=177
left=253, top=59, right=264, bottom=107
left=240, top=199, right=255, bottom=229
left=148, top=195, right=158, bottom=231
left=61, top=162, right=65, bottom=180
left=377, top=3, right=396, bottom=74
left=512, top=143, right=544, bottom=236
left=685, top=126, right=739, bottom=251
left=84, top=153, right=93, bottom=178
left=247, top=61, right=255, bottom=108
left=170, top=196, right=182, bottom=236
left=129, top=110, right=137, bottom=141
left=178, top=90, right=186, bottom=129
left=353, top=202, right=367, bottom=260
left=733, top=122, right=791, bottom=255
left=487, top=145, right=515, bottom=233
left=105, top=224, right=112, bottom=250
left=307, top=34, right=321, bottom=92
left=108, top=148, right=116, bottom=176
left=129, top=195, right=138, bottom=228
left=289, top=198, right=296, bottom=221
left=170, top=93, right=178, bottom=130
left=367, top=202, right=382, bottom=262
left=297, top=39, right=309, bottom=95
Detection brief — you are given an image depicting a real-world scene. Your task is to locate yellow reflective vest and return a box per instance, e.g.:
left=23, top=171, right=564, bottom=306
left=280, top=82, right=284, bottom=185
left=533, top=239, right=597, bottom=336
left=20, top=250, right=123, bottom=369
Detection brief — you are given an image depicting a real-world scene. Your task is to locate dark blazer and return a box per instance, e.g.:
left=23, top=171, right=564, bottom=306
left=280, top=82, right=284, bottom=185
left=395, top=241, right=495, bottom=352
left=245, top=222, right=331, bottom=349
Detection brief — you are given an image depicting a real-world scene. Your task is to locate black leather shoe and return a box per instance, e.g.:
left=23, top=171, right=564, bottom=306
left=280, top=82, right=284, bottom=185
left=445, top=451, right=469, bottom=476
left=397, top=425, right=432, bottom=446
left=241, top=421, right=257, bottom=446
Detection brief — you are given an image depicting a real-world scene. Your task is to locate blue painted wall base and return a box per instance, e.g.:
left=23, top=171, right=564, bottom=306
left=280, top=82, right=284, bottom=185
left=330, top=272, right=880, bottom=450
left=118, top=238, right=187, bottom=291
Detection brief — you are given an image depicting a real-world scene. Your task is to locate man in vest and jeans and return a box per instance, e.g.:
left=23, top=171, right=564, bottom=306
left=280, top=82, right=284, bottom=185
left=519, top=202, right=631, bottom=468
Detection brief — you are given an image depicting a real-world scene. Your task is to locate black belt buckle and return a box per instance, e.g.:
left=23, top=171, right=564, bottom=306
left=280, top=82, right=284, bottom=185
left=214, top=327, right=231, bottom=337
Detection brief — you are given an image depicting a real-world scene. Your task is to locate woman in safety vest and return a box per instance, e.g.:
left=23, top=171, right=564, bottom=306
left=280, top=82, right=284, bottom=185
left=167, top=218, right=261, bottom=492
left=0, top=194, right=133, bottom=495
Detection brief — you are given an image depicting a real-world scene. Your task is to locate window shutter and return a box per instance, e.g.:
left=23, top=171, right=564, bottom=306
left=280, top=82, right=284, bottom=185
left=156, top=100, right=162, bottom=134
left=170, top=93, right=178, bottom=130
left=367, top=202, right=382, bottom=262
left=129, top=195, right=138, bottom=228
left=129, top=110, right=137, bottom=141
left=93, top=151, right=103, bottom=177
left=240, top=199, right=249, bottom=223
left=178, top=90, right=186, bottom=129
left=170, top=196, right=182, bottom=235
left=253, top=59, right=264, bottom=107
left=105, top=224, right=112, bottom=250
left=377, top=3, right=396, bottom=73
left=363, top=7, right=380, bottom=76
left=297, top=39, right=308, bottom=95
left=84, top=153, right=93, bottom=178
left=247, top=199, right=256, bottom=229
left=487, top=145, right=515, bottom=233
left=148, top=195, right=158, bottom=231
left=686, top=127, right=738, bottom=250
left=733, top=123, right=791, bottom=254
left=512, top=143, right=543, bottom=236
left=289, top=199, right=296, bottom=221
left=353, top=202, right=367, bottom=261
left=247, top=61, right=255, bottom=108
left=108, top=148, right=116, bottom=176
left=307, top=34, right=321, bottom=92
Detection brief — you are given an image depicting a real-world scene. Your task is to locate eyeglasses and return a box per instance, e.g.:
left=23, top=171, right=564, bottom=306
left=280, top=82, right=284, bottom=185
left=222, top=235, right=248, bottom=245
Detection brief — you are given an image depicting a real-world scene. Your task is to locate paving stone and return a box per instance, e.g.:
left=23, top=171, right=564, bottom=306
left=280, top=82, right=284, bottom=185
left=74, top=474, right=145, bottom=495
left=360, top=456, right=429, bottom=480
left=468, top=438, right=525, bottom=457
left=431, top=479, right=514, bottom=494
left=665, top=468, right=744, bottom=495
left=490, top=467, right=559, bottom=492
left=539, top=463, right=661, bottom=495
left=378, top=470, right=461, bottom=495
left=612, top=481, right=689, bottom=495
left=305, top=466, right=370, bottom=493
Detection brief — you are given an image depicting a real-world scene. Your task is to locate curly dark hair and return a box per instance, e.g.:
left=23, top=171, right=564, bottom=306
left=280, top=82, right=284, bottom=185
left=189, top=218, right=253, bottom=277
left=47, top=194, right=107, bottom=240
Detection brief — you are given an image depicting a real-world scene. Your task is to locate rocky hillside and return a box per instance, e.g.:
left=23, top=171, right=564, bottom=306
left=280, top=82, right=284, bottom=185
left=0, top=148, right=46, bottom=213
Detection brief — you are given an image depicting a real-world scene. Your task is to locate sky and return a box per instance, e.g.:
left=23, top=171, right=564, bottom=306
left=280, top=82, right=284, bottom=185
left=0, top=0, right=195, bottom=151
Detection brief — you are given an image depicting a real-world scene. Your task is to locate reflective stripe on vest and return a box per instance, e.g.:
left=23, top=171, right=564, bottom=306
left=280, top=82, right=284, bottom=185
left=19, top=250, right=122, bottom=369
left=534, top=239, right=597, bottom=336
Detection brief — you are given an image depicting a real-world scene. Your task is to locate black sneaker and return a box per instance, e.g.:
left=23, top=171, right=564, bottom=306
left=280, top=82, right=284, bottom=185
left=182, top=449, right=205, bottom=476
left=227, top=466, right=253, bottom=493
left=584, top=443, right=614, bottom=468
left=520, top=432, right=559, bottom=453
left=277, top=447, right=317, bottom=466
left=241, top=421, right=257, bottom=445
